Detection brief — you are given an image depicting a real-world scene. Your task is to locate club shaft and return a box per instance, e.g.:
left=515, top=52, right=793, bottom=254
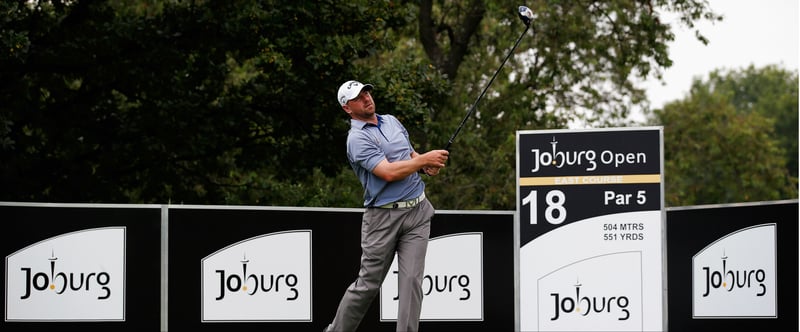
left=444, top=24, right=530, bottom=151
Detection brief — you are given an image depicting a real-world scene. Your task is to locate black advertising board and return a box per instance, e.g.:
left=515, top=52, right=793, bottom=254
left=167, top=206, right=514, bottom=331
left=1, top=203, right=162, bottom=331
left=666, top=200, right=798, bottom=331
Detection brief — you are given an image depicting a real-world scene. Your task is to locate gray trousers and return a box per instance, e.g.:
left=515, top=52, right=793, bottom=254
left=325, top=198, right=434, bottom=332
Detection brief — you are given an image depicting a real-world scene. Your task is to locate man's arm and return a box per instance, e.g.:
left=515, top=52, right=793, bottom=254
left=372, top=150, right=449, bottom=182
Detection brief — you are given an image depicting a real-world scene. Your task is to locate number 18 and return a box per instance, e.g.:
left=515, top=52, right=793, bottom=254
left=522, top=190, right=566, bottom=225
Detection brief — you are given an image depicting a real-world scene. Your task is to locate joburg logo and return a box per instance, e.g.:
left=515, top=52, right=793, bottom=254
left=692, top=223, right=776, bottom=318
left=549, top=278, right=630, bottom=321
left=201, top=230, right=312, bottom=322
left=699, top=252, right=767, bottom=298
left=380, top=232, right=484, bottom=321
left=5, top=227, right=126, bottom=322
left=529, top=137, right=648, bottom=173
left=18, top=250, right=112, bottom=300
left=213, top=253, right=300, bottom=301
left=536, top=251, right=642, bottom=331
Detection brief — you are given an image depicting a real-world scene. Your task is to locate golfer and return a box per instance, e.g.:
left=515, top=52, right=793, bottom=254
left=323, top=80, right=449, bottom=332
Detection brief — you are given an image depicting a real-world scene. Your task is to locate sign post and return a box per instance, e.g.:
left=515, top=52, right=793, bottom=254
left=516, top=127, right=665, bottom=331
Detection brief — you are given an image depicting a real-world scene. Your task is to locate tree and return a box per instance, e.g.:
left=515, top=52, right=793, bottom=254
left=651, top=77, right=797, bottom=206
left=694, top=65, right=798, bottom=177
left=1, top=0, right=725, bottom=209
left=406, top=0, right=722, bottom=209
left=0, top=0, right=448, bottom=204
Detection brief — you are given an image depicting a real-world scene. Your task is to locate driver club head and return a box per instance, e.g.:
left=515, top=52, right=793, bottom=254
left=518, top=6, right=534, bottom=26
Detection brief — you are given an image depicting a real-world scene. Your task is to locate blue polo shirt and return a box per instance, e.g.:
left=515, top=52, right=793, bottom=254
left=347, top=114, right=425, bottom=207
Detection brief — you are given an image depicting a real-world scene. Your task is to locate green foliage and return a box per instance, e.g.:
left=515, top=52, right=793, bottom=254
left=653, top=77, right=797, bottom=206
left=6, top=0, right=766, bottom=211
left=0, top=0, right=438, bottom=205
left=404, top=0, right=720, bottom=209
left=696, top=65, right=798, bottom=177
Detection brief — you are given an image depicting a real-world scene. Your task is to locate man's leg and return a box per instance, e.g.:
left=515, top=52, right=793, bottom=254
left=326, top=208, right=399, bottom=332
left=395, top=200, right=433, bottom=332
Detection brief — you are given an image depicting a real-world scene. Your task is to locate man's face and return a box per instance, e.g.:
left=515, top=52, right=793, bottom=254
left=344, top=89, right=375, bottom=121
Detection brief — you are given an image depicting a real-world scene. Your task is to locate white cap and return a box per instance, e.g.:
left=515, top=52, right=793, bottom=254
left=337, top=80, right=374, bottom=106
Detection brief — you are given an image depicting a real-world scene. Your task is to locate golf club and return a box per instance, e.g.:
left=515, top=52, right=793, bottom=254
left=444, top=5, right=534, bottom=152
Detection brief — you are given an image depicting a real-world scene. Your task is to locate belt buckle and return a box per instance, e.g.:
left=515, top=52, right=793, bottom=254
left=405, top=196, right=419, bottom=208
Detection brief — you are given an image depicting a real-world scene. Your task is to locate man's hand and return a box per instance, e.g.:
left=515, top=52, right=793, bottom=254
left=420, top=150, right=448, bottom=176
left=420, top=149, right=449, bottom=168
left=422, top=166, right=442, bottom=176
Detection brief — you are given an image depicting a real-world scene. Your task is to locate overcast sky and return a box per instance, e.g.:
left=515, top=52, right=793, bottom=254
left=636, top=0, right=799, bottom=120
